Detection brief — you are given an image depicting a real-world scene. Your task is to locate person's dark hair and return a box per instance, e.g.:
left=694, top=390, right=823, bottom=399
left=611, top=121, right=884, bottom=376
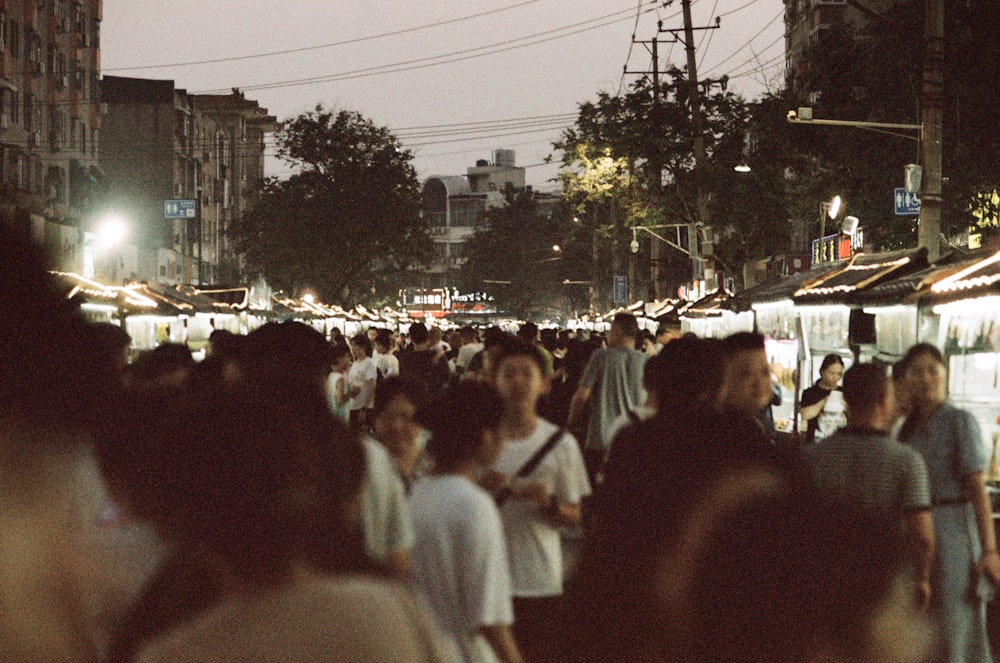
left=635, top=329, right=654, bottom=351
left=459, top=326, right=478, bottom=342
left=374, top=328, right=394, bottom=350
left=350, top=333, right=373, bottom=357
left=408, top=322, right=429, bottom=345
left=127, top=344, right=196, bottom=386
left=539, top=328, right=558, bottom=352
left=612, top=313, right=639, bottom=339
left=493, top=338, right=547, bottom=374
left=243, top=321, right=336, bottom=379
left=840, top=363, right=889, bottom=411
left=517, top=321, right=539, bottom=342
left=330, top=342, right=352, bottom=365
left=0, top=225, right=121, bottom=431
left=643, top=336, right=723, bottom=412
left=483, top=325, right=509, bottom=350
left=898, top=342, right=946, bottom=375
left=720, top=331, right=766, bottom=356
left=692, top=495, right=909, bottom=663
left=819, top=353, right=845, bottom=373
left=208, top=329, right=244, bottom=361
left=374, top=375, right=428, bottom=417
left=135, top=376, right=366, bottom=581
left=419, top=381, right=504, bottom=471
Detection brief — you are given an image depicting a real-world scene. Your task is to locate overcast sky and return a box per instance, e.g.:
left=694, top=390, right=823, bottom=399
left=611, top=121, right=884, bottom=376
left=101, top=0, right=786, bottom=190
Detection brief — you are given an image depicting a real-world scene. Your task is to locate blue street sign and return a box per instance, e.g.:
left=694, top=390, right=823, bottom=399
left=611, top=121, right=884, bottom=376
left=613, top=275, right=627, bottom=304
left=893, top=188, right=920, bottom=216
left=164, top=199, right=197, bottom=219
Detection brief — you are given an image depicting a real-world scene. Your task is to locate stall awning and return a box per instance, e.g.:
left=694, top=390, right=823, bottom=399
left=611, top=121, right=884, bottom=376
left=681, top=289, right=731, bottom=319
left=915, top=249, right=1000, bottom=306
left=728, top=262, right=844, bottom=313
left=853, top=251, right=988, bottom=308
left=791, top=248, right=929, bottom=306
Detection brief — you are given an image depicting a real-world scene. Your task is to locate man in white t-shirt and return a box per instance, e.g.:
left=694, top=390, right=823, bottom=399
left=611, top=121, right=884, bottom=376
left=348, top=334, right=379, bottom=433
left=373, top=328, right=400, bottom=379
left=359, top=436, right=414, bottom=578
left=455, top=326, right=483, bottom=378
left=484, top=340, right=591, bottom=663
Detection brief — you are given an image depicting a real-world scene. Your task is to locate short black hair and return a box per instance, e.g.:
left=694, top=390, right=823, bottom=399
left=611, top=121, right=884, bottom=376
left=350, top=333, right=373, bottom=357
left=612, top=313, right=639, bottom=338
left=374, top=375, right=428, bottom=417
left=408, top=322, right=429, bottom=345
left=841, top=363, right=889, bottom=411
left=720, top=331, right=765, bottom=356
left=493, top=338, right=547, bottom=374
left=420, top=381, right=504, bottom=471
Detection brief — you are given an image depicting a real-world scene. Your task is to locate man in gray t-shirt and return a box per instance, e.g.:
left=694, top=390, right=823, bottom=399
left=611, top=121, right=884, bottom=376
left=801, top=363, right=934, bottom=608
left=567, top=313, right=647, bottom=484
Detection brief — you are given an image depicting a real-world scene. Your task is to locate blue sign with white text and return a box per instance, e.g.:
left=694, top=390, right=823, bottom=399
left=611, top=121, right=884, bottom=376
left=164, top=199, right=197, bottom=219
left=894, top=188, right=920, bottom=216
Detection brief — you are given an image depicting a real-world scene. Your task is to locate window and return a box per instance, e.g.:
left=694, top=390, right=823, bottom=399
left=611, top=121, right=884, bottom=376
left=9, top=21, right=19, bottom=59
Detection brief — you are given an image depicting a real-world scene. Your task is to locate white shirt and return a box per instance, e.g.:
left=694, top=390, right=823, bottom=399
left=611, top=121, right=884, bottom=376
left=135, top=574, right=460, bottom=663
left=360, top=437, right=413, bottom=564
left=348, top=357, right=378, bottom=411
left=492, top=419, right=591, bottom=597
left=456, top=343, right=484, bottom=371
left=410, top=475, right=513, bottom=663
left=374, top=351, right=400, bottom=378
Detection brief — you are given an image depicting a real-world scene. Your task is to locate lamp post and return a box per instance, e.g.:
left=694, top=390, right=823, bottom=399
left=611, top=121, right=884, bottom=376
left=817, top=195, right=842, bottom=265
left=96, top=214, right=128, bottom=285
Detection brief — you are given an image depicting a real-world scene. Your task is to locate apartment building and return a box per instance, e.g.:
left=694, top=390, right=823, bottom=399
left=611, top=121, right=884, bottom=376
left=0, top=0, right=104, bottom=272
left=100, top=76, right=277, bottom=285
left=421, top=149, right=559, bottom=289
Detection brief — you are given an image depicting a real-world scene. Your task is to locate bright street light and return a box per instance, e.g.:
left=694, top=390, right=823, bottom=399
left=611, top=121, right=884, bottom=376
left=96, top=215, right=128, bottom=249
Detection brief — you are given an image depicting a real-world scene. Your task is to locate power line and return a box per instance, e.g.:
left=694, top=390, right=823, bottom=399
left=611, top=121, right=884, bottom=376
left=102, top=0, right=547, bottom=72
left=192, top=5, right=655, bottom=94
left=700, top=8, right=783, bottom=76
left=617, top=0, right=650, bottom=96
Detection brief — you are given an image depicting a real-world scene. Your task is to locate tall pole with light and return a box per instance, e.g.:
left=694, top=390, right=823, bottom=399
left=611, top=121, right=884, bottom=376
left=817, top=195, right=842, bottom=264
left=97, top=214, right=128, bottom=285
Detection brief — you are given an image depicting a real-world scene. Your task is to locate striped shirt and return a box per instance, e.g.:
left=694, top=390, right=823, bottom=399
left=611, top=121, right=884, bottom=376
left=801, top=426, right=931, bottom=516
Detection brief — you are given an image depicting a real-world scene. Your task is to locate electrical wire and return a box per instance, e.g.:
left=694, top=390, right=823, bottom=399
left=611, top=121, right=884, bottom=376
left=700, top=7, right=783, bottom=76
left=192, top=5, right=656, bottom=94
left=617, top=0, right=649, bottom=96
left=102, top=0, right=548, bottom=72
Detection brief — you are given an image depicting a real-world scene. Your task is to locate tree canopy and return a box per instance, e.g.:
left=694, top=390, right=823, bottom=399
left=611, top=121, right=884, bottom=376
left=229, top=106, right=432, bottom=305
left=457, top=188, right=586, bottom=320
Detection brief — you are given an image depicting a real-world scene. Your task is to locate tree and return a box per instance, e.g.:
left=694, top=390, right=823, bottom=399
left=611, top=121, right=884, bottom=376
left=555, top=70, right=772, bottom=297
left=457, top=188, right=584, bottom=320
left=229, top=106, right=433, bottom=305
left=781, top=0, right=1000, bottom=252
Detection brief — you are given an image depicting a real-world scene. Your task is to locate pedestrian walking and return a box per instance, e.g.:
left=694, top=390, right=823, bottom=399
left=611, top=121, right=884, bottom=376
left=897, top=343, right=1000, bottom=663
left=566, top=313, right=647, bottom=484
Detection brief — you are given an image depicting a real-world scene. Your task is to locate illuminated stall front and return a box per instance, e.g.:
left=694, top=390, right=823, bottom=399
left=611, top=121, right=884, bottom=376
left=679, top=289, right=752, bottom=339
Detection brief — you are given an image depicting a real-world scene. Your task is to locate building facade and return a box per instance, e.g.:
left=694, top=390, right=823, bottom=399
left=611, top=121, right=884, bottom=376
left=100, top=76, right=277, bottom=286
left=421, top=149, right=558, bottom=289
left=0, top=0, right=104, bottom=272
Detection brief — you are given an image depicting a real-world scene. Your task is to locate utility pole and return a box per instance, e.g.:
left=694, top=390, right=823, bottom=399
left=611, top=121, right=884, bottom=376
left=663, top=1, right=719, bottom=286
left=918, top=0, right=944, bottom=261
left=624, top=36, right=663, bottom=300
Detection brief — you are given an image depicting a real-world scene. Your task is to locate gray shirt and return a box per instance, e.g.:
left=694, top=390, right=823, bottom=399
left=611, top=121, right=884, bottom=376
left=578, top=346, right=647, bottom=451
left=802, top=426, right=931, bottom=516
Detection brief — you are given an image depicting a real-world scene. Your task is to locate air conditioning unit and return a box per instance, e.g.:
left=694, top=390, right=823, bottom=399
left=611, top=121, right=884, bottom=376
left=0, top=115, right=8, bottom=130
left=61, top=17, right=70, bottom=33
left=99, top=102, right=108, bottom=114
left=0, top=38, right=6, bottom=53
left=30, top=130, right=41, bottom=147
left=203, top=150, right=213, bottom=161
left=59, top=76, right=68, bottom=88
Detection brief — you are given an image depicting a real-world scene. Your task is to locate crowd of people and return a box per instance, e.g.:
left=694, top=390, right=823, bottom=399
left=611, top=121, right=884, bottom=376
left=1, top=220, right=997, bottom=663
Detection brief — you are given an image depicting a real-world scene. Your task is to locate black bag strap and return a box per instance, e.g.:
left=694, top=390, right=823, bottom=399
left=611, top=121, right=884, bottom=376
left=495, top=427, right=565, bottom=506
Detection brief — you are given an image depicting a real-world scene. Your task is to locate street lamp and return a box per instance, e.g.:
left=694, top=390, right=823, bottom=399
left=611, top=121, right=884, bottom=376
left=817, top=195, right=842, bottom=264
left=96, top=215, right=128, bottom=284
